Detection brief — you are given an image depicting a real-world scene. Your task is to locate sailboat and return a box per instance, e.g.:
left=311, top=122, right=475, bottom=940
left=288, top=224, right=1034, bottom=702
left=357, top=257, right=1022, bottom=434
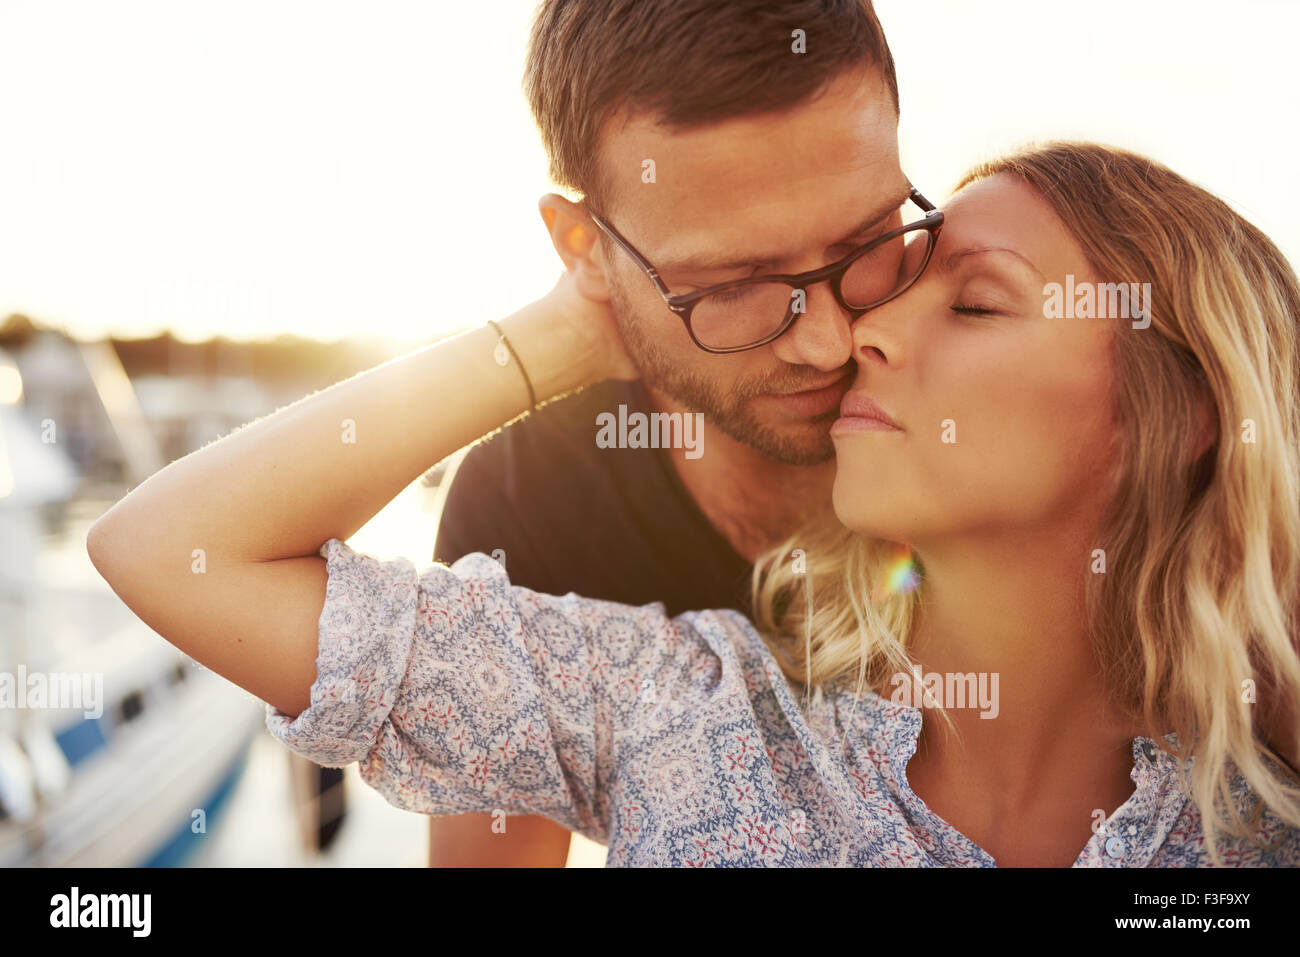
left=0, top=343, right=264, bottom=866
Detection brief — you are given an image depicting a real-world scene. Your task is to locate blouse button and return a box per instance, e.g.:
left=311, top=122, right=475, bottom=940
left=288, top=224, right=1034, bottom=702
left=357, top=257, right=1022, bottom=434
left=1105, top=836, right=1126, bottom=859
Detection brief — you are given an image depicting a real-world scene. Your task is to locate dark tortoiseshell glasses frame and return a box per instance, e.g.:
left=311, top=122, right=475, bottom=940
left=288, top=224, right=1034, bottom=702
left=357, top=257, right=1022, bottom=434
left=584, top=186, right=945, bottom=354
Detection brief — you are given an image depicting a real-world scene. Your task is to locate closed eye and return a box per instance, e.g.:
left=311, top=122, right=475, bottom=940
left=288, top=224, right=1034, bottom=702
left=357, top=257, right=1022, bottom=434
left=709, top=285, right=761, bottom=305
left=951, top=304, right=999, bottom=316
left=832, top=230, right=890, bottom=257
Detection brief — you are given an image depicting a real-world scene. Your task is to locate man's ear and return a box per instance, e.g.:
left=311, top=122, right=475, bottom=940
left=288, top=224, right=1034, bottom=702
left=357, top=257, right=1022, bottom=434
left=538, top=193, right=611, bottom=302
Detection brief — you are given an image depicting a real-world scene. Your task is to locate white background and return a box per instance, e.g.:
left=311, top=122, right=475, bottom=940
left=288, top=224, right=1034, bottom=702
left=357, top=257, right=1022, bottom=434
left=1, top=0, right=1296, bottom=343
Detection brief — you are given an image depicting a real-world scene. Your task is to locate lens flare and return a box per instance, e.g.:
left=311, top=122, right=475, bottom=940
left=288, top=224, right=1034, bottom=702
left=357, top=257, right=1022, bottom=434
left=882, top=547, right=921, bottom=595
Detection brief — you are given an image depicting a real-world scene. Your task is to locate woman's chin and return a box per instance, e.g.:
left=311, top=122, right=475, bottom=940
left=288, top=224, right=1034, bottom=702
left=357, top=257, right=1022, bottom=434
left=832, top=509, right=904, bottom=544
left=832, top=494, right=935, bottom=545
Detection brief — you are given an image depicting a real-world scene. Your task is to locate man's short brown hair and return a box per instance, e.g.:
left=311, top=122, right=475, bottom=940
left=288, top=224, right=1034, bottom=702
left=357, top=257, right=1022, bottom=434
left=523, top=0, right=899, bottom=215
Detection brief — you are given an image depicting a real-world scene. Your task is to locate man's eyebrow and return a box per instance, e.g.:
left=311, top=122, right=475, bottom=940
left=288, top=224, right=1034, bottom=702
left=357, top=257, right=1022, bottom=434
left=655, top=185, right=914, bottom=275
left=939, top=245, right=1045, bottom=280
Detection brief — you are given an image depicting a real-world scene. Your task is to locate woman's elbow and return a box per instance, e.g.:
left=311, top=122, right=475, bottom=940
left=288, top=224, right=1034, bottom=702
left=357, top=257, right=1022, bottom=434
left=86, top=510, right=124, bottom=583
left=86, top=506, right=144, bottom=588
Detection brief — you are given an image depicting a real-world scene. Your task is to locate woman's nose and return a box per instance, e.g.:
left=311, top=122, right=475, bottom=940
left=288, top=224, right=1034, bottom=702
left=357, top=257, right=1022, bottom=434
left=849, top=298, right=905, bottom=369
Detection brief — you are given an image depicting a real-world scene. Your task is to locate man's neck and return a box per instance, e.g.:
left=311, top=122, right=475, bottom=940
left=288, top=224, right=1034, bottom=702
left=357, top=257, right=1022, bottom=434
left=645, top=385, right=835, bottom=563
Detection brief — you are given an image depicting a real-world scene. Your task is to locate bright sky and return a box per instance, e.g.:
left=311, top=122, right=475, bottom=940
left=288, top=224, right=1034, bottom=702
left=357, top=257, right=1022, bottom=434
left=1, top=0, right=1296, bottom=344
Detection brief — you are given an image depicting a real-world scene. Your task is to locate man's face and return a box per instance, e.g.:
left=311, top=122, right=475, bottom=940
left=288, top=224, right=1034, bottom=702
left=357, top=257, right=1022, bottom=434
left=594, top=66, right=907, bottom=465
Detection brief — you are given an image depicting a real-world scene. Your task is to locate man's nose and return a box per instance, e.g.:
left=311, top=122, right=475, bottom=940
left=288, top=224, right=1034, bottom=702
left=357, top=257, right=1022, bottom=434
left=769, top=283, right=854, bottom=371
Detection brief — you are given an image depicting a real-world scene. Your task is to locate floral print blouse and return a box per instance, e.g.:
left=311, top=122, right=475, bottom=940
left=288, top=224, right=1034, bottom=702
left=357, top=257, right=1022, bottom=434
left=264, top=538, right=1300, bottom=867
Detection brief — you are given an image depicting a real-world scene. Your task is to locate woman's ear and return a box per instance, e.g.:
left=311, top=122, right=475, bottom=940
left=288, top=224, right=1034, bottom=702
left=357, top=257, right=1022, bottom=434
left=538, top=194, right=611, bottom=302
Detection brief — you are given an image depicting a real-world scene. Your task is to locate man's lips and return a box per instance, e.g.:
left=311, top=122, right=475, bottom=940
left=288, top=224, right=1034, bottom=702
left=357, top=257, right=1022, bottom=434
left=832, top=390, right=903, bottom=433
left=762, top=376, right=853, bottom=417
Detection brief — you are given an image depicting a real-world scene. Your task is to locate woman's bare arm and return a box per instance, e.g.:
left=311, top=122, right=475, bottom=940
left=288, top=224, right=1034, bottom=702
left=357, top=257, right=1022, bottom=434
left=428, top=814, right=572, bottom=868
left=87, top=272, right=630, bottom=719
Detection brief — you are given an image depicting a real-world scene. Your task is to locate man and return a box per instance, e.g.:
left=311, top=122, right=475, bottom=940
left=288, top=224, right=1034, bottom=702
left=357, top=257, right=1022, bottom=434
left=430, top=0, right=915, bottom=866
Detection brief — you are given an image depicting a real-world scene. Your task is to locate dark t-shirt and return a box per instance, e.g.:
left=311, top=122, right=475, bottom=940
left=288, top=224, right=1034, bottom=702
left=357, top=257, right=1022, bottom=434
left=433, top=378, right=753, bottom=616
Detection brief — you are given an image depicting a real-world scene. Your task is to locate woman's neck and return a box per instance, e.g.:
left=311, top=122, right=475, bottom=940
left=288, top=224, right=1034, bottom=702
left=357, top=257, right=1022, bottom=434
left=900, top=520, right=1148, bottom=816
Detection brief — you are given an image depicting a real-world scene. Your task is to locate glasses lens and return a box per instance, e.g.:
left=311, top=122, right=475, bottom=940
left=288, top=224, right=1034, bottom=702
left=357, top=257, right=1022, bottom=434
left=689, top=281, right=801, bottom=351
left=841, top=227, right=934, bottom=310
left=687, top=221, right=937, bottom=351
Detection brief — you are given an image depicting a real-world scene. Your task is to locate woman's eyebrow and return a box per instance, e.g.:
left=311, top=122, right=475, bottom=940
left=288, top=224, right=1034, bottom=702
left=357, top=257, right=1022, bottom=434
left=657, top=185, right=913, bottom=274
left=939, top=245, right=1046, bottom=281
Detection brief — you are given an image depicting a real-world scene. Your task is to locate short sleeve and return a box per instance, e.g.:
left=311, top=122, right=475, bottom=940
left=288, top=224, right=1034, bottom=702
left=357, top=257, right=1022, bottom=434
left=265, top=537, right=696, bottom=845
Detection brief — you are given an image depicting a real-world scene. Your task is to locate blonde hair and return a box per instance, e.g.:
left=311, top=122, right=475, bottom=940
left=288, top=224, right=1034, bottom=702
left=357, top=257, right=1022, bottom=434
left=752, top=141, right=1300, bottom=866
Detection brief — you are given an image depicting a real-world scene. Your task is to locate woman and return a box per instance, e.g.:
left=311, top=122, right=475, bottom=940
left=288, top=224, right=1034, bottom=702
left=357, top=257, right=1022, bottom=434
left=87, top=142, right=1300, bottom=866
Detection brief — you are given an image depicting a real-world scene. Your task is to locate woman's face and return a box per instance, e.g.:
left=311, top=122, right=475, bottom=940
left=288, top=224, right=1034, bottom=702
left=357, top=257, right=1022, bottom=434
left=831, top=172, right=1121, bottom=545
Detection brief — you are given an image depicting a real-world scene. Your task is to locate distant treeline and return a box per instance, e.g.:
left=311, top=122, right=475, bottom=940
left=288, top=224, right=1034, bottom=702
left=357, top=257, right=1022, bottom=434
left=1, top=313, right=412, bottom=386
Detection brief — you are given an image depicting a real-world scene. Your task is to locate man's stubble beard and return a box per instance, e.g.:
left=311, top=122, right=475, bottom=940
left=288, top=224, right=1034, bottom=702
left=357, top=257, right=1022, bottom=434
left=607, top=277, right=838, bottom=466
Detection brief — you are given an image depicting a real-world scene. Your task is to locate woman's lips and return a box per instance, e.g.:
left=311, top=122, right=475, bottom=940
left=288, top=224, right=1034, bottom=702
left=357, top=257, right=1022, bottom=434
left=831, top=390, right=903, bottom=435
left=762, top=378, right=852, bottom=418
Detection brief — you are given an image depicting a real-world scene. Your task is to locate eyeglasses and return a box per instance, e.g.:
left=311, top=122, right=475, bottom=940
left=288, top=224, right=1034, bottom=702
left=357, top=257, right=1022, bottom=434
left=585, top=186, right=945, bottom=354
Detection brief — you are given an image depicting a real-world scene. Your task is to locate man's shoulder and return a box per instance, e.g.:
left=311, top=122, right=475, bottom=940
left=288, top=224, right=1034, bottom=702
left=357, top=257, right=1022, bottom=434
left=433, top=377, right=667, bottom=586
left=458, top=377, right=646, bottom=476
left=435, top=377, right=753, bottom=614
